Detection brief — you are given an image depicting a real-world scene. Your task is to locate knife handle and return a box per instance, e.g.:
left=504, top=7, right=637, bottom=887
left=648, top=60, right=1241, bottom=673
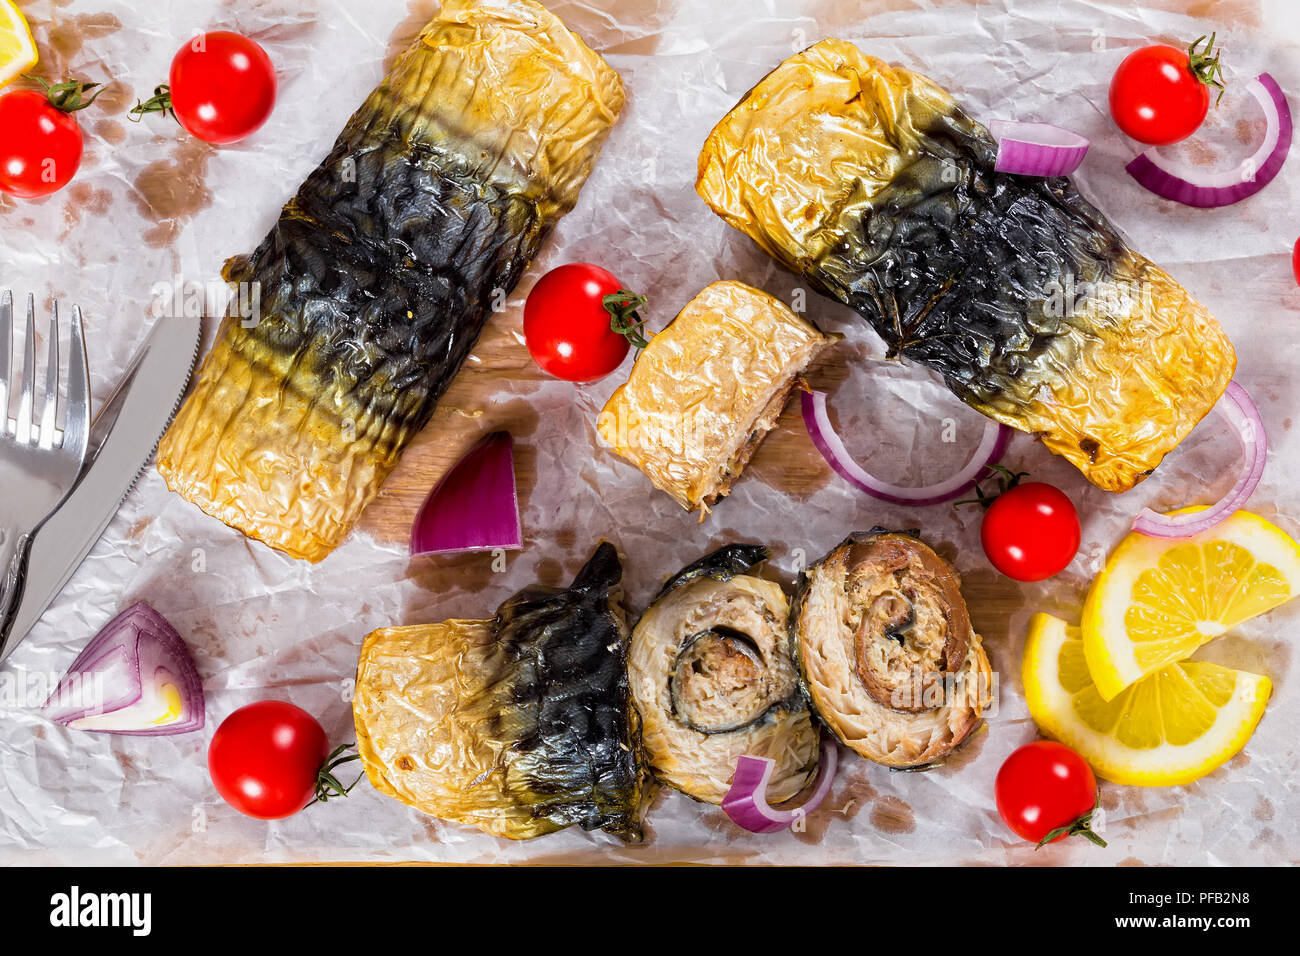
left=0, top=532, right=34, bottom=664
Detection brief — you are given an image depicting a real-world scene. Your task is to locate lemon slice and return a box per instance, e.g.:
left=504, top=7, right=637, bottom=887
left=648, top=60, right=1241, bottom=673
left=1023, top=613, right=1271, bottom=786
left=0, top=1, right=37, bottom=89
left=1081, top=510, right=1300, bottom=701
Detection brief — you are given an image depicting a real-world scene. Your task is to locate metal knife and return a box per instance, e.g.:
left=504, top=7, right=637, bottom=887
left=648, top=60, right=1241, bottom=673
left=0, top=314, right=201, bottom=660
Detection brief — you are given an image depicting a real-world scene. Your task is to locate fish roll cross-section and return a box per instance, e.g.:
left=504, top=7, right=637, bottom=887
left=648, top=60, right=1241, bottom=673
left=792, top=530, right=992, bottom=768
left=629, top=544, right=820, bottom=805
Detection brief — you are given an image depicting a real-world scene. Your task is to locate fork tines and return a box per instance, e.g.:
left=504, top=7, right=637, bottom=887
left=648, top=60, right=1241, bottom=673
left=0, top=291, right=89, bottom=452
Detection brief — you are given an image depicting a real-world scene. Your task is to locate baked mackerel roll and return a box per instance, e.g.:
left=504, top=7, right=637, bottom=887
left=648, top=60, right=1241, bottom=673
left=157, top=0, right=624, bottom=561
left=629, top=545, right=819, bottom=804
left=598, top=280, right=835, bottom=513
left=792, top=531, right=992, bottom=768
left=353, top=543, right=645, bottom=841
left=697, top=40, right=1236, bottom=493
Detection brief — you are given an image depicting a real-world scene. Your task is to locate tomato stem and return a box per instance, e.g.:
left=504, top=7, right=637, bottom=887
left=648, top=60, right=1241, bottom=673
left=953, top=463, right=1029, bottom=510
left=128, top=84, right=178, bottom=124
left=603, top=289, right=652, bottom=350
left=25, top=75, right=104, bottom=113
left=1187, top=33, right=1227, bottom=106
left=309, top=743, right=364, bottom=806
left=1035, top=791, right=1108, bottom=849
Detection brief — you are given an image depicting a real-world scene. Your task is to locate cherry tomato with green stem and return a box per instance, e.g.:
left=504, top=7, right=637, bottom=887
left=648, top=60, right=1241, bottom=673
left=996, top=741, right=1106, bottom=848
left=959, top=466, right=1081, bottom=582
left=131, top=32, right=276, bottom=145
left=523, top=263, right=650, bottom=383
left=0, top=78, right=101, bottom=198
left=1109, top=33, right=1225, bottom=146
left=208, top=701, right=360, bottom=820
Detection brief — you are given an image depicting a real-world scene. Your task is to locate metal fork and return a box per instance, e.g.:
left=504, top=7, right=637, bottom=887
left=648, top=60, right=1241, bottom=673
left=0, top=291, right=91, bottom=652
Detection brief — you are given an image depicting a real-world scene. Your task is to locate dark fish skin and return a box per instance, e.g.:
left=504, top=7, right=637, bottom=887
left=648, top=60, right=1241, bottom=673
left=491, top=542, right=646, bottom=842
left=652, top=543, right=772, bottom=600
left=221, top=137, right=545, bottom=465
left=819, top=123, right=1130, bottom=411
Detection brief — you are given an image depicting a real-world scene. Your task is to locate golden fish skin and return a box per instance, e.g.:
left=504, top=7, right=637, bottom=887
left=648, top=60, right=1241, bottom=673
left=598, top=280, right=835, bottom=513
left=697, top=40, right=1236, bottom=492
left=353, top=543, right=645, bottom=841
left=156, top=0, right=625, bottom=561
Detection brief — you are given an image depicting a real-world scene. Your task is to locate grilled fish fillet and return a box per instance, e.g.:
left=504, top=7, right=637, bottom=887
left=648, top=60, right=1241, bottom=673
left=697, top=40, right=1236, bottom=492
left=157, top=0, right=624, bottom=560
left=353, top=543, right=644, bottom=841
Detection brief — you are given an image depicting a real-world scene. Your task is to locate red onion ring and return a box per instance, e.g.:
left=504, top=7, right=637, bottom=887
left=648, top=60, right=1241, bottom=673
left=1126, top=73, right=1292, bottom=208
left=990, top=120, right=1091, bottom=177
left=721, top=737, right=839, bottom=834
left=801, top=390, right=1013, bottom=505
left=1132, top=381, right=1266, bottom=538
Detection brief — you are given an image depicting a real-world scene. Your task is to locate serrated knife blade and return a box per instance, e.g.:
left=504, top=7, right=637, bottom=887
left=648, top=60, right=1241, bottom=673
left=0, top=314, right=201, bottom=661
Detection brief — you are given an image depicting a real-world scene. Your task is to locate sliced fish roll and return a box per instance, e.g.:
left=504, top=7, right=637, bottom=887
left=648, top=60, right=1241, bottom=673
left=629, top=544, right=819, bottom=804
left=792, top=531, right=992, bottom=768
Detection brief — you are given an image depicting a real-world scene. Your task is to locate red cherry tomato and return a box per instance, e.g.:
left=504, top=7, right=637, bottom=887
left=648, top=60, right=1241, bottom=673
left=1109, top=36, right=1223, bottom=146
left=0, top=89, right=84, bottom=198
left=980, top=481, right=1080, bottom=582
left=168, top=32, right=277, bottom=144
left=996, top=741, right=1105, bottom=847
left=1292, top=237, right=1299, bottom=286
left=524, top=263, right=643, bottom=383
left=208, top=701, right=329, bottom=820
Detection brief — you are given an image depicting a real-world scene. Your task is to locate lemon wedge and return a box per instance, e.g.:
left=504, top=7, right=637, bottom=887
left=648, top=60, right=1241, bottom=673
left=1023, top=613, right=1271, bottom=786
left=0, top=1, right=37, bottom=90
left=1081, top=510, right=1300, bottom=700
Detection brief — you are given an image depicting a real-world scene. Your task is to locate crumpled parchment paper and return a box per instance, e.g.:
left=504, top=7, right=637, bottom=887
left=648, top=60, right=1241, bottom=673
left=1, top=0, right=1298, bottom=865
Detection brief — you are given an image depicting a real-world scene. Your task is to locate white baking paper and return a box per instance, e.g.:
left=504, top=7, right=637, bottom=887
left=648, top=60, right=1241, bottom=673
left=1, top=0, right=1298, bottom=865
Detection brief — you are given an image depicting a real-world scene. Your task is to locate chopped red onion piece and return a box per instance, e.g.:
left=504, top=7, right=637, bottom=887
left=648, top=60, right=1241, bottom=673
left=410, top=431, right=522, bottom=556
left=42, top=602, right=204, bottom=736
left=990, top=120, right=1091, bottom=177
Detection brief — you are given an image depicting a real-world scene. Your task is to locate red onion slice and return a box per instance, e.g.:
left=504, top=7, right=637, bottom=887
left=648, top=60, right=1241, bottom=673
left=1126, top=73, right=1292, bottom=208
left=721, top=737, right=839, bottom=834
left=802, top=390, right=1013, bottom=505
left=42, top=602, right=204, bottom=736
left=990, top=120, right=1091, bottom=177
left=410, top=431, right=522, bottom=556
left=1132, top=381, right=1266, bottom=538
